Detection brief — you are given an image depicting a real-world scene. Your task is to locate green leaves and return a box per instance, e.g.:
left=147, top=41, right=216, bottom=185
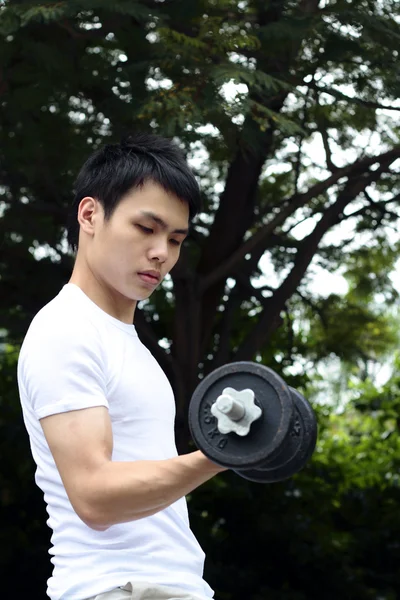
left=344, top=239, right=400, bottom=303
left=1, top=1, right=400, bottom=597
left=0, top=1, right=68, bottom=35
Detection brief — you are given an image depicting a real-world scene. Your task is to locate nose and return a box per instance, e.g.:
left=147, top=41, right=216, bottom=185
left=148, top=237, right=169, bottom=263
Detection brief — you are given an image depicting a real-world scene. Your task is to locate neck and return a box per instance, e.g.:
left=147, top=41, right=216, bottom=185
left=69, top=254, right=137, bottom=325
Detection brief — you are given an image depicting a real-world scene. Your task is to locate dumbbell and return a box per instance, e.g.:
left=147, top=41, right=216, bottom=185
left=188, top=361, right=317, bottom=483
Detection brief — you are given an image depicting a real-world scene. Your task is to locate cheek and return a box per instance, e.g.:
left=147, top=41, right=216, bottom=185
left=103, top=225, right=132, bottom=252
left=168, top=246, right=181, bottom=267
left=95, top=232, right=130, bottom=270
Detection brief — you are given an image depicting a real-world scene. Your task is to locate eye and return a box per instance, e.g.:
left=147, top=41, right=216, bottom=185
left=170, top=238, right=182, bottom=246
left=138, top=225, right=153, bottom=234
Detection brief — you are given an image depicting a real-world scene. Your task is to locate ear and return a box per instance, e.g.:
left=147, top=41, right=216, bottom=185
left=77, top=197, right=101, bottom=238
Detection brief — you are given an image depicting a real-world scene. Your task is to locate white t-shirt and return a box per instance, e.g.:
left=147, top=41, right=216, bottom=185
left=17, top=284, right=213, bottom=600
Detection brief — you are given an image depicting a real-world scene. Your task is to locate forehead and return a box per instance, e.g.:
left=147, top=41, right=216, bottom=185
left=117, top=181, right=189, bottom=224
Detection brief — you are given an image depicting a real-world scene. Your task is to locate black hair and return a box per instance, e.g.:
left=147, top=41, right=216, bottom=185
left=67, top=132, right=201, bottom=251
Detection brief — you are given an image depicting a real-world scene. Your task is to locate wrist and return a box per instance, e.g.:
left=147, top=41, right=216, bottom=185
left=193, top=450, right=228, bottom=474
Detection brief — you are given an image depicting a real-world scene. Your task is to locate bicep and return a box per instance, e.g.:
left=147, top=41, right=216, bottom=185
left=40, top=406, right=113, bottom=525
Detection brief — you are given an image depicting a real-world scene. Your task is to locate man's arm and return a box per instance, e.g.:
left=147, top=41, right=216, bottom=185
left=40, top=406, right=225, bottom=531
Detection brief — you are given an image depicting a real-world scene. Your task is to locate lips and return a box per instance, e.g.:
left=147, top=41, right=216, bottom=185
left=138, top=271, right=161, bottom=285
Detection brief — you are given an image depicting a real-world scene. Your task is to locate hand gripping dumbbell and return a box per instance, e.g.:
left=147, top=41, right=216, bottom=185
left=188, top=362, right=317, bottom=483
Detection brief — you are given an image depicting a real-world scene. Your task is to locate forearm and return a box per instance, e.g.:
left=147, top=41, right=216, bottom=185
left=80, top=450, right=225, bottom=529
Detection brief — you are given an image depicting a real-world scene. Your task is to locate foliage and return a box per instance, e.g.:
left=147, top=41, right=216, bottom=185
left=1, top=0, right=400, bottom=598
left=0, top=345, right=51, bottom=595
left=189, top=372, right=400, bottom=600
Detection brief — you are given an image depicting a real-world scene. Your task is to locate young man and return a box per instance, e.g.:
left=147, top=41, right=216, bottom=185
left=17, top=133, right=225, bottom=600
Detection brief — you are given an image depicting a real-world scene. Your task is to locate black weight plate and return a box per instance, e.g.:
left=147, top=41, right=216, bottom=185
left=188, top=362, right=294, bottom=469
left=236, top=387, right=317, bottom=483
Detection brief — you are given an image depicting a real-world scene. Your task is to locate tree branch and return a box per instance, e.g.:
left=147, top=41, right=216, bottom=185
left=294, top=77, right=314, bottom=193
left=295, top=289, right=329, bottom=329
left=234, top=160, right=395, bottom=359
left=313, top=84, right=400, bottom=112
left=339, top=194, right=400, bottom=223
left=319, top=123, right=338, bottom=172
left=235, top=272, right=275, bottom=302
left=199, top=147, right=400, bottom=293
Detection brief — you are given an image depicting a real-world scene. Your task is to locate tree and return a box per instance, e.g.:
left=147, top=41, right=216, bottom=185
left=0, top=344, right=51, bottom=595
left=1, top=1, right=400, bottom=597
left=190, top=367, right=400, bottom=600
left=2, top=336, right=400, bottom=599
left=0, top=1, right=399, bottom=448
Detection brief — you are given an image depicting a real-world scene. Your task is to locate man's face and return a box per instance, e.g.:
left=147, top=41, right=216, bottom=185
left=82, top=181, right=189, bottom=302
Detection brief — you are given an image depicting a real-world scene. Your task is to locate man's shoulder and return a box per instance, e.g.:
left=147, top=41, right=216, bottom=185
left=22, top=286, right=98, bottom=349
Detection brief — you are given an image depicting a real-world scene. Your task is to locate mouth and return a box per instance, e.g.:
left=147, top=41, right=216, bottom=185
left=137, top=271, right=161, bottom=286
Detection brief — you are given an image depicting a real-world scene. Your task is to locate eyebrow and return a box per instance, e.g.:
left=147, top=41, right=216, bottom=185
left=139, top=211, right=189, bottom=235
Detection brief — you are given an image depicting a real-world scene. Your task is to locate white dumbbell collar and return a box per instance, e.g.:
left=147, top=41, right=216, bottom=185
left=210, top=387, right=262, bottom=436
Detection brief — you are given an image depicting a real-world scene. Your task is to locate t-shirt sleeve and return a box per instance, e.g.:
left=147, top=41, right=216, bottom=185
left=20, top=316, right=109, bottom=420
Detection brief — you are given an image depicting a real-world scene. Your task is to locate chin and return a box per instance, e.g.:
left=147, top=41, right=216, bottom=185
left=137, top=290, right=155, bottom=301
left=124, top=287, right=154, bottom=302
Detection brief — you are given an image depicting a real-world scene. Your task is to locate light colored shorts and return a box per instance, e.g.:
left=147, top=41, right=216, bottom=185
left=87, top=581, right=208, bottom=600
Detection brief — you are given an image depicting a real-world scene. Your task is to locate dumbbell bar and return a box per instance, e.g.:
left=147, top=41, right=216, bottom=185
left=188, top=362, right=317, bottom=483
